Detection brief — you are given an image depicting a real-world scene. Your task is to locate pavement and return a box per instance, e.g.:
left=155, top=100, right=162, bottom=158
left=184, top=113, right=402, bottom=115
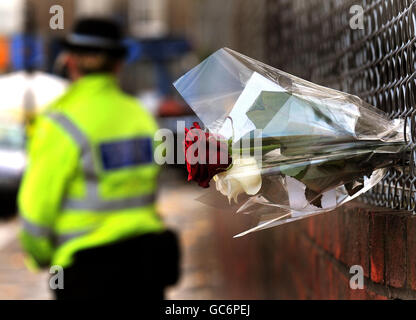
left=0, top=218, right=51, bottom=299
left=0, top=167, right=265, bottom=300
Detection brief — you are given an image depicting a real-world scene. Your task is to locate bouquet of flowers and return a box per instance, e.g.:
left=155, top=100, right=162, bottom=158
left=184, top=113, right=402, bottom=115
left=174, top=48, right=408, bottom=237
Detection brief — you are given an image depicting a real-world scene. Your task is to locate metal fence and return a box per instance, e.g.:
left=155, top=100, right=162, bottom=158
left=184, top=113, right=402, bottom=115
left=266, top=0, right=416, bottom=210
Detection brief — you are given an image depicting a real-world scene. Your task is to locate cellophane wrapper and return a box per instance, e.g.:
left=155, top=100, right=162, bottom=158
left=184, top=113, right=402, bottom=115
left=174, top=48, right=408, bottom=237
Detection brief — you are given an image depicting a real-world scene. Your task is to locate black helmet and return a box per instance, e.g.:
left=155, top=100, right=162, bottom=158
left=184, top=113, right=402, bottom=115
left=64, top=18, right=126, bottom=58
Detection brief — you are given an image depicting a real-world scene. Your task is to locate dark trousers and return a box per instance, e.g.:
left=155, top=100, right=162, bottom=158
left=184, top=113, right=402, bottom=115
left=53, top=231, right=180, bottom=300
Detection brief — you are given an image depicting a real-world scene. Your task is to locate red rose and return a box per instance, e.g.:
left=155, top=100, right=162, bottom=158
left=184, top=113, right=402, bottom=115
left=184, top=122, right=231, bottom=188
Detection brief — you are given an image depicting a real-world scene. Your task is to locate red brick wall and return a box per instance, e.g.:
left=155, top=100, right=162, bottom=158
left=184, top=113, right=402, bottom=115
left=213, top=201, right=416, bottom=299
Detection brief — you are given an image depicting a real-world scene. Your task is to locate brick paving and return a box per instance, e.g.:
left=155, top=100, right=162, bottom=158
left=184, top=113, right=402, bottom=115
left=158, top=169, right=224, bottom=299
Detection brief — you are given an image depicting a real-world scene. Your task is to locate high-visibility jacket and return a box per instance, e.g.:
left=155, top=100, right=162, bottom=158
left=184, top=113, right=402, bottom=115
left=18, top=73, right=164, bottom=269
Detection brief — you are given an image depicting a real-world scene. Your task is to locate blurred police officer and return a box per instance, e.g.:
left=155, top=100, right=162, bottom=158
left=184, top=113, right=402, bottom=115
left=18, top=18, right=179, bottom=300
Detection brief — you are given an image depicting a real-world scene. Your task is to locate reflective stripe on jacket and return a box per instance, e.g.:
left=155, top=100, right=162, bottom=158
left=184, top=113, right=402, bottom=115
left=18, top=74, right=164, bottom=268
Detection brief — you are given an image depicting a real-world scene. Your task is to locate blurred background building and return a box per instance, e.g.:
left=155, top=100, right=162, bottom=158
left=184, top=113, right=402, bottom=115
left=0, top=0, right=415, bottom=300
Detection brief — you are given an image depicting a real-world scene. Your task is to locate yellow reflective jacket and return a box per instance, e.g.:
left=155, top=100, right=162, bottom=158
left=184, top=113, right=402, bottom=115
left=18, top=73, right=164, bottom=269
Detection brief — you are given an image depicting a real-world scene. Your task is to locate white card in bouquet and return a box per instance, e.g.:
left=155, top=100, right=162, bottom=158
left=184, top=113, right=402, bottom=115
left=218, top=71, right=285, bottom=142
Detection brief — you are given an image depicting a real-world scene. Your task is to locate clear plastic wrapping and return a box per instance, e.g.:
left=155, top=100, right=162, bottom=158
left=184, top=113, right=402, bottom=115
left=174, top=48, right=408, bottom=237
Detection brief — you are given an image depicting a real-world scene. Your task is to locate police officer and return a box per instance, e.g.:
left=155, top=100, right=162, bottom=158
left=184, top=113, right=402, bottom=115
left=18, top=18, right=179, bottom=300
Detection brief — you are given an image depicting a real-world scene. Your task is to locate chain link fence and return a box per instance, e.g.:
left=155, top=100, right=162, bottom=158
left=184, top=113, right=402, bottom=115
left=266, top=0, right=416, bottom=210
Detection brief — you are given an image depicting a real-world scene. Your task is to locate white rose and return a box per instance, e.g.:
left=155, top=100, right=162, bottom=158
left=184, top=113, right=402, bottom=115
left=213, top=157, right=262, bottom=203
